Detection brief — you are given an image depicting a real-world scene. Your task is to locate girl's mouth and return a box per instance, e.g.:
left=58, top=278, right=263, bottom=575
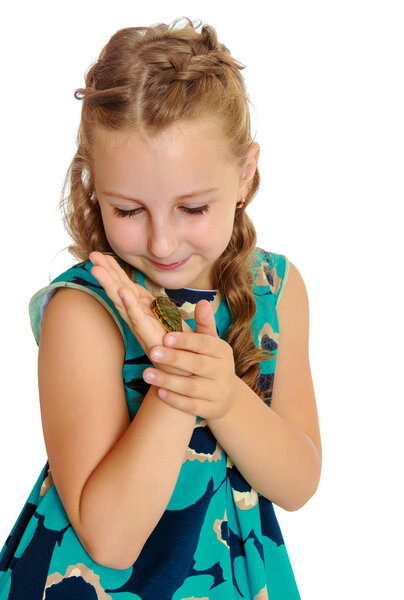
left=147, top=257, right=190, bottom=270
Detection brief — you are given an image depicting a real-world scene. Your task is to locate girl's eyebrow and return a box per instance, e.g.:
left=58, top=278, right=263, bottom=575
left=101, top=187, right=219, bottom=202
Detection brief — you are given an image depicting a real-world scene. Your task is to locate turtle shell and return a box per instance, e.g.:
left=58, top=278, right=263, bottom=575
left=151, top=296, right=183, bottom=332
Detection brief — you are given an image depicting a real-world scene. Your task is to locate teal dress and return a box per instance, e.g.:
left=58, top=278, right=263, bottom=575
left=0, top=247, right=300, bottom=599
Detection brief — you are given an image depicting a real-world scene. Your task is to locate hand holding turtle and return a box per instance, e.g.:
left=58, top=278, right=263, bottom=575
left=89, top=251, right=192, bottom=375
left=144, top=299, right=237, bottom=420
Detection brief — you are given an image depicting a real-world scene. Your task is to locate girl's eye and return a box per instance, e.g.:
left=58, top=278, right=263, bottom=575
left=113, top=207, right=142, bottom=218
left=113, top=205, right=210, bottom=218
left=181, top=205, right=209, bottom=216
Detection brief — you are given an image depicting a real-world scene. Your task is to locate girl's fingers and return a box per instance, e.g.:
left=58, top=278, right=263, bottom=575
left=103, top=255, right=144, bottom=305
left=118, top=287, right=147, bottom=328
left=98, top=254, right=126, bottom=288
left=150, top=346, right=217, bottom=379
left=104, top=254, right=132, bottom=284
left=88, top=250, right=104, bottom=265
left=91, top=254, right=134, bottom=300
left=157, top=389, right=200, bottom=417
left=91, top=264, right=132, bottom=321
left=91, top=254, right=154, bottom=327
left=194, top=300, right=218, bottom=337
left=181, top=320, right=194, bottom=334
left=163, top=331, right=227, bottom=359
left=90, top=251, right=115, bottom=273
left=143, top=368, right=214, bottom=399
left=90, top=252, right=127, bottom=289
left=90, top=264, right=115, bottom=290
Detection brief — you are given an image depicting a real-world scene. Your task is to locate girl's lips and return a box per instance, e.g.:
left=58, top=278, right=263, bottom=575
left=147, top=256, right=190, bottom=270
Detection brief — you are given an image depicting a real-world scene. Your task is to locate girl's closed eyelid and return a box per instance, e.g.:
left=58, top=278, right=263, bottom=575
left=113, top=207, right=142, bottom=218
left=113, top=205, right=210, bottom=218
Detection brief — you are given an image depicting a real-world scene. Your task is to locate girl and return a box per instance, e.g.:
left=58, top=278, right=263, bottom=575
left=0, top=17, right=321, bottom=599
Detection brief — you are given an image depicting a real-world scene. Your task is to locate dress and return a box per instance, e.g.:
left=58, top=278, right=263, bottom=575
left=0, top=247, right=300, bottom=599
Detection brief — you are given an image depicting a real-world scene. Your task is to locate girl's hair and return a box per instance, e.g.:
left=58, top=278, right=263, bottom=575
left=60, top=16, right=273, bottom=402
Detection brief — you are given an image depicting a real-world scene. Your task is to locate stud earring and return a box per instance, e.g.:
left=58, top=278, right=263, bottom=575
left=236, top=198, right=246, bottom=209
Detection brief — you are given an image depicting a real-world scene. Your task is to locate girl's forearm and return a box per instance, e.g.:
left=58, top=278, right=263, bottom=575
left=207, top=376, right=321, bottom=512
left=78, top=384, right=196, bottom=570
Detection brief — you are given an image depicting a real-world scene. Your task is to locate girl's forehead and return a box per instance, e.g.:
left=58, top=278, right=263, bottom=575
left=92, top=117, right=239, bottom=194
left=93, top=116, right=232, bottom=162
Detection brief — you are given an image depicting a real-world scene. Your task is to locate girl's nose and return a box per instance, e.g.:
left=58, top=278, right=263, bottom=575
left=147, top=219, right=179, bottom=259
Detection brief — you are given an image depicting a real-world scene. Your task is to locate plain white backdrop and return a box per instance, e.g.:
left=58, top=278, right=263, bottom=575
left=1, top=1, right=403, bottom=597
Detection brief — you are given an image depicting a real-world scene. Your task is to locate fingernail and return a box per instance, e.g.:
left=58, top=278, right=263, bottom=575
left=144, top=370, right=155, bottom=382
left=165, top=335, right=175, bottom=346
left=151, top=349, right=164, bottom=360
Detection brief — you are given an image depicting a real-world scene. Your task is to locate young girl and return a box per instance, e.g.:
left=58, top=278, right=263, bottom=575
left=0, top=17, right=321, bottom=599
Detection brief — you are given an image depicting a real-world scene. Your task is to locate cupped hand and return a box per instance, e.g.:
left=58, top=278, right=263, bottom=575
left=143, top=299, right=237, bottom=420
left=89, top=251, right=192, bottom=375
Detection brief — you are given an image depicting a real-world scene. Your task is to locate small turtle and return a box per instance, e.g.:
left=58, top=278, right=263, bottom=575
left=151, top=296, right=183, bottom=332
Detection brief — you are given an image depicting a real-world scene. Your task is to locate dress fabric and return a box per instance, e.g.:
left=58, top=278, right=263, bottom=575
left=0, top=247, right=300, bottom=599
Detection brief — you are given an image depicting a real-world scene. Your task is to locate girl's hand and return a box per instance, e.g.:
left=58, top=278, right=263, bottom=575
left=89, top=251, right=192, bottom=375
left=143, top=300, right=237, bottom=420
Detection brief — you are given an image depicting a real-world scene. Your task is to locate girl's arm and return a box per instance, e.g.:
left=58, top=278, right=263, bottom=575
left=38, top=287, right=196, bottom=570
left=207, top=260, right=322, bottom=510
left=143, top=260, right=322, bottom=512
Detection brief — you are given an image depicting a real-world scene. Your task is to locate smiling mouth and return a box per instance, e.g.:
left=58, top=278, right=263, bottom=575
left=147, top=257, right=190, bottom=270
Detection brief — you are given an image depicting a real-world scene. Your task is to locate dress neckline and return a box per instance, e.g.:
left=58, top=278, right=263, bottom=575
left=181, top=286, right=218, bottom=292
left=142, top=276, right=222, bottom=318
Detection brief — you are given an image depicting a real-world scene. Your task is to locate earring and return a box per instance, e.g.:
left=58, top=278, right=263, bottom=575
left=236, top=198, right=246, bottom=209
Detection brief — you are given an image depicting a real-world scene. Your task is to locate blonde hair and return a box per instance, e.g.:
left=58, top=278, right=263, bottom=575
left=60, top=17, right=272, bottom=401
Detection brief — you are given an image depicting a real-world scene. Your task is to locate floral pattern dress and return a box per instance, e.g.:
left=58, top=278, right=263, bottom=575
left=0, top=247, right=300, bottom=599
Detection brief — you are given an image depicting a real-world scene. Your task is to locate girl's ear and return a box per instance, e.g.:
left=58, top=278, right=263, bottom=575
left=240, top=142, right=260, bottom=197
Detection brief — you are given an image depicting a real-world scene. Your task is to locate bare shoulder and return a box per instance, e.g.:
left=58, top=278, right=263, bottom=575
left=37, top=287, right=130, bottom=554
left=42, top=287, right=125, bottom=344
left=272, top=260, right=322, bottom=460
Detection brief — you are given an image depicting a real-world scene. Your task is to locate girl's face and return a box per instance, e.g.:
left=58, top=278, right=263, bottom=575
left=93, top=117, right=258, bottom=290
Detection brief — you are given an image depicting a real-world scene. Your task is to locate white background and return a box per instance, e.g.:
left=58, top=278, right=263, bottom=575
left=1, top=1, right=403, bottom=597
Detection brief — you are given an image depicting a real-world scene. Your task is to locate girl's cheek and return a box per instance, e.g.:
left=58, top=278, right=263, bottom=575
left=114, top=224, right=134, bottom=245
left=105, top=220, right=143, bottom=252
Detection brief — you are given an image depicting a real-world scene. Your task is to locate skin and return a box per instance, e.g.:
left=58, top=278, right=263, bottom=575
left=89, top=252, right=237, bottom=419
left=93, top=116, right=259, bottom=291
left=37, top=117, right=320, bottom=569
left=90, top=115, right=260, bottom=413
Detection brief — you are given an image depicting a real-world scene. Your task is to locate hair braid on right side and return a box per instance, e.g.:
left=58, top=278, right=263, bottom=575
left=211, top=207, right=274, bottom=404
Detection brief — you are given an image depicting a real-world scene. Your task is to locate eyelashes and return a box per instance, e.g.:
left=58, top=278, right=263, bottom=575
left=113, top=205, right=210, bottom=218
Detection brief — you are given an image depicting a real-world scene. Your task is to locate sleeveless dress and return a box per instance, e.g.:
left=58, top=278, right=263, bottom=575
left=0, top=247, right=301, bottom=600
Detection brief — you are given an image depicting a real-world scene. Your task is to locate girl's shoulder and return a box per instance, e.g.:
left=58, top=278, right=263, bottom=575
left=28, top=259, right=128, bottom=347
left=253, top=247, right=289, bottom=307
